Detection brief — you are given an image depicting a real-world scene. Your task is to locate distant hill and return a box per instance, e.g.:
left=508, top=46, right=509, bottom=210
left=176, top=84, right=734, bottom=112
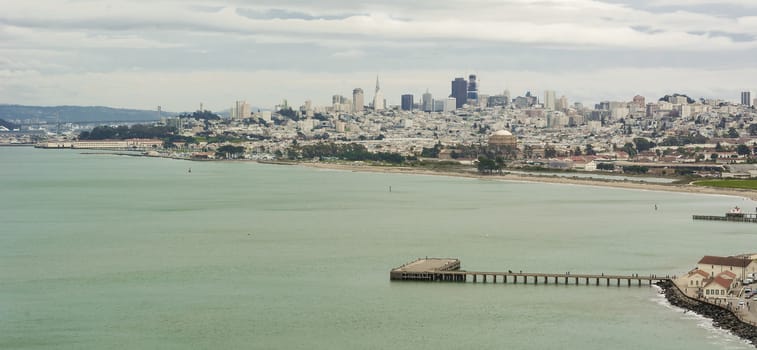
left=0, top=104, right=167, bottom=123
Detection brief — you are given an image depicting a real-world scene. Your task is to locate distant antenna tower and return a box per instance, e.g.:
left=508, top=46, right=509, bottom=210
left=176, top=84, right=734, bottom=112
left=157, top=106, right=162, bottom=119
left=200, top=103, right=203, bottom=112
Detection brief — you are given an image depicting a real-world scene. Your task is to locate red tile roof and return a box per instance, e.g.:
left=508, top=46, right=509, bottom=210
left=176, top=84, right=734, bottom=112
left=698, top=256, right=753, bottom=268
left=717, top=271, right=737, bottom=279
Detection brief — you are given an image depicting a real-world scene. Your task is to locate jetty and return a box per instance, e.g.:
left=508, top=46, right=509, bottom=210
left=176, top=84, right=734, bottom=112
left=693, top=206, right=757, bottom=223
left=390, top=258, right=670, bottom=286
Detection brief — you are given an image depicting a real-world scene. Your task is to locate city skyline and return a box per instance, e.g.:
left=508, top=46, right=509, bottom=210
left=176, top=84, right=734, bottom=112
left=2, top=0, right=757, bottom=111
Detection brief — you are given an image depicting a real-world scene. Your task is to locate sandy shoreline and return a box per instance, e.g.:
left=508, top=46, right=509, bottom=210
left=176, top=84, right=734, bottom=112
left=296, top=162, right=757, bottom=201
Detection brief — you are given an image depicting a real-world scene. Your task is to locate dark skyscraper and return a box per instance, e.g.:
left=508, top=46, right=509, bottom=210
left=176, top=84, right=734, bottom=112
left=401, top=94, right=414, bottom=111
left=451, top=77, right=467, bottom=109
left=467, top=74, right=478, bottom=101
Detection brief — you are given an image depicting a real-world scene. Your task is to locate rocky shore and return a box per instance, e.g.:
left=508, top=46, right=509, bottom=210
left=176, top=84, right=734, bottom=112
left=657, top=280, right=757, bottom=347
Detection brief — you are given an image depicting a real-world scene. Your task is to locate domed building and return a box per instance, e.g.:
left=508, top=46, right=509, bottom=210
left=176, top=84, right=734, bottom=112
left=488, top=130, right=517, bottom=148
left=487, top=129, right=518, bottom=159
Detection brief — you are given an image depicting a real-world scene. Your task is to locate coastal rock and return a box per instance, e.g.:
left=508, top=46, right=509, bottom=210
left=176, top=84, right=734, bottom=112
left=657, top=280, right=757, bottom=347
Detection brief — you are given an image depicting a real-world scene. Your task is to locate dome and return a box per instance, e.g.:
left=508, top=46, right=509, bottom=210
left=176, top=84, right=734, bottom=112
left=492, top=130, right=512, bottom=136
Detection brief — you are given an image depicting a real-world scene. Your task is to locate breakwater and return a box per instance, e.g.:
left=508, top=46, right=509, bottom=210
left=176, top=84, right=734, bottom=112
left=657, top=280, right=757, bottom=347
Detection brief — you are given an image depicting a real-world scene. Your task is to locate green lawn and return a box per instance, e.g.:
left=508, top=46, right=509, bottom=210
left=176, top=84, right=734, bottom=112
left=693, top=179, right=757, bottom=190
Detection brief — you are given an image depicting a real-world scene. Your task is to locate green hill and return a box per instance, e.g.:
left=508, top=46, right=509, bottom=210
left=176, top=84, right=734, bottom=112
left=0, top=105, right=165, bottom=123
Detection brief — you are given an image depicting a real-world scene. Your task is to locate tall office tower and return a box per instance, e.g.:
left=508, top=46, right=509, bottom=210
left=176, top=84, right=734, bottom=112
left=467, top=74, right=478, bottom=101
left=451, top=77, right=467, bottom=109
left=233, top=100, right=250, bottom=119
left=742, top=91, right=753, bottom=107
left=503, top=89, right=511, bottom=105
left=557, top=95, right=569, bottom=111
left=401, top=94, right=414, bottom=111
left=373, top=76, right=384, bottom=111
left=352, top=88, right=364, bottom=112
left=422, top=89, right=433, bottom=112
left=544, top=90, right=556, bottom=110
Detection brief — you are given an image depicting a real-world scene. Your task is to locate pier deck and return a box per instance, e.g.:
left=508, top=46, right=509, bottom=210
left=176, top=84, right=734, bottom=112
left=693, top=214, right=757, bottom=223
left=391, top=258, right=671, bottom=286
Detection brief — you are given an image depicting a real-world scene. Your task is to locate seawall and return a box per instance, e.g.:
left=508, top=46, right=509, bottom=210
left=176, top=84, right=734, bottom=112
left=657, top=280, right=757, bottom=347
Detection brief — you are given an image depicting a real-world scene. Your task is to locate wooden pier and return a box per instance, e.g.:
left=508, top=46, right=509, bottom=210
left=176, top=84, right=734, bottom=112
left=390, top=258, right=671, bottom=286
left=693, top=214, right=757, bottom=223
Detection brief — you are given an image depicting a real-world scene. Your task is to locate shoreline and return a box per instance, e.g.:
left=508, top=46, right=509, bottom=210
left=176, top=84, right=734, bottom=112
left=74, top=150, right=757, bottom=201
left=296, top=162, right=757, bottom=201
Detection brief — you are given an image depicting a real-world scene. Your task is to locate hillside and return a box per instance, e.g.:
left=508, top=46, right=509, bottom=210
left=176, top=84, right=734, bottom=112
left=0, top=105, right=165, bottom=123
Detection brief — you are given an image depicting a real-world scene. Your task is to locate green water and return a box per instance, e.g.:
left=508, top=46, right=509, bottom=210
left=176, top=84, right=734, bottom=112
left=1, top=147, right=756, bottom=349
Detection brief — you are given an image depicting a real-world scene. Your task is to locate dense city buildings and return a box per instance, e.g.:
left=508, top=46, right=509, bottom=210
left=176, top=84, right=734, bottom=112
left=7, top=73, right=757, bottom=179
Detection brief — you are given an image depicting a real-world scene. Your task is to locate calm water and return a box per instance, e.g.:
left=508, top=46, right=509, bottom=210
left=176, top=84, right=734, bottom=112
left=1, top=147, right=756, bottom=349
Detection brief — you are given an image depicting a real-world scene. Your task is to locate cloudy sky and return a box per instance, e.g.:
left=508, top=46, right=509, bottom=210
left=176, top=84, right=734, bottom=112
left=2, top=0, right=757, bottom=111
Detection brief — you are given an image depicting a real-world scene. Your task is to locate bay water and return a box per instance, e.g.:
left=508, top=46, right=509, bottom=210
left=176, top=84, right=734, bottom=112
left=1, top=147, right=756, bottom=349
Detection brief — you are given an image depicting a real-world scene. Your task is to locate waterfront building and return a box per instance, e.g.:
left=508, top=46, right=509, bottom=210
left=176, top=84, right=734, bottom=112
left=696, top=255, right=756, bottom=280
left=353, top=88, right=364, bottom=112
left=401, top=94, right=414, bottom=111
left=451, top=77, right=467, bottom=109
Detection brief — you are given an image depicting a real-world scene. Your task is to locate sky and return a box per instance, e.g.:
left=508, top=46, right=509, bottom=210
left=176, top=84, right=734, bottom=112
left=1, top=0, right=757, bottom=111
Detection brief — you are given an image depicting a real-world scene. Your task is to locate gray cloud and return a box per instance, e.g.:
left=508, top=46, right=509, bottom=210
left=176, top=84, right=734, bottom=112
left=1, top=0, right=756, bottom=110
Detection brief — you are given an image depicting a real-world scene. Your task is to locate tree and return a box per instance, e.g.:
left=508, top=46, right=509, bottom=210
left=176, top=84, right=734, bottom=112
left=737, top=144, right=751, bottom=156
left=622, top=142, right=637, bottom=158
left=215, top=145, right=245, bottom=159
left=633, top=138, right=654, bottom=152
left=544, top=145, right=557, bottom=158
left=495, top=156, right=506, bottom=174
left=727, top=127, right=739, bottom=138
left=585, top=144, right=596, bottom=156
left=476, top=156, right=497, bottom=174
left=710, top=153, right=718, bottom=161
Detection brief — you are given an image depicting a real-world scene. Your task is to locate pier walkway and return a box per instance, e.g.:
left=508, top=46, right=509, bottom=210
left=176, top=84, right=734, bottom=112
left=693, top=214, right=757, bottom=223
left=390, top=258, right=671, bottom=286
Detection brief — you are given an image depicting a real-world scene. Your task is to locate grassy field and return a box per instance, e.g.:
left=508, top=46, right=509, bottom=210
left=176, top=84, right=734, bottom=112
left=693, top=179, right=757, bottom=190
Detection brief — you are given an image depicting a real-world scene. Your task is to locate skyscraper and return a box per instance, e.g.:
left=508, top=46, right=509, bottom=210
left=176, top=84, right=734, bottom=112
left=401, top=94, right=414, bottom=111
left=544, top=90, right=556, bottom=110
left=422, top=89, right=433, bottom=112
left=373, top=76, right=384, bottom=111
left=742, top=91, right=753, bottom=107
left=467, top=74, right=478, bottom=101
left=451, top=77, right=467, bottom=109
left=352, top=88, right=364, bottom=112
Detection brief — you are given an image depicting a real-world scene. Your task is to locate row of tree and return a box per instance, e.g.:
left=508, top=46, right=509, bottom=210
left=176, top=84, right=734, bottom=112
left=78, top=124, right=176, bottom=140
left=287, top=142, right=406, bottom=164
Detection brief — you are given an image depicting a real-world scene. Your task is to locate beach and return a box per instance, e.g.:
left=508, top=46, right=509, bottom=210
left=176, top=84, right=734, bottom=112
left=298, top=161, right=757, bottom=201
